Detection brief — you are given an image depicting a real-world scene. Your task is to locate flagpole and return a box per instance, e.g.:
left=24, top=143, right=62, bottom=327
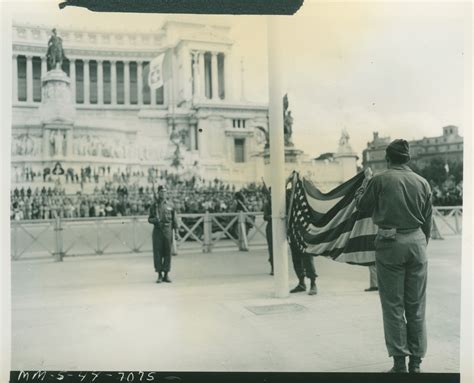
left=267, top=16, right=289, bottom=298
left=169, top=48, right=176, bottom=135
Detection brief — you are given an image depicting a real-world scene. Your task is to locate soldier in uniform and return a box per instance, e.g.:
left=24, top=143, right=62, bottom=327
left=148, top=185, right=179, bottom=283
left=286, top=187, right=318, bottom=295
left=288, top=238, right=318, bottom=295
left=262, top=189, right=273, bottom=275
left=356, top=139, right=432, bottom=373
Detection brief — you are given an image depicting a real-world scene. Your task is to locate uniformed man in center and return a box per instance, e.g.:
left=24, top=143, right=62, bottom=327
left=148, top=185, right=179, bottom=283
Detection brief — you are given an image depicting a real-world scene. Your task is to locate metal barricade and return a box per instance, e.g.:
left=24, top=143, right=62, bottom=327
left=10, top=207, right=459, bottom=260
left=10, top=212, right=267, bottom=260
left=432, top=206, right=463, bottom=238
left=11, top=219, right=56, bottom=260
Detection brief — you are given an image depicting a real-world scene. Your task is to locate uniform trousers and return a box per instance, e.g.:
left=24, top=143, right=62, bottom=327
left=265, top=223, right=273, bottom=268
left=369, top=264, right=378, bottom=288
left=375, top=228, right=428, bottom=358
left=290, top=242, right=317, bottom=280
left=152, top=226, right=172, bottom=273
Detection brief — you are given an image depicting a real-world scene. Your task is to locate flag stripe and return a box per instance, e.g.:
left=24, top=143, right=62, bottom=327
left=287, top=172, right=376, bottom=266
left=304, top=211, right=374, bottom=244
left=305, top=195, right=344, bottom=214
left=303, top=180, right=365, bottom=227
left=306, top=235, right=377, bottom=260
left=305, top=217, right=377, bottom=254
left=303, top=171, right=365, bottom=200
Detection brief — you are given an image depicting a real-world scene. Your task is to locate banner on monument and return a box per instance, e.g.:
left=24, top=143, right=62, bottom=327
left=148, top=49, right=172, bottom=90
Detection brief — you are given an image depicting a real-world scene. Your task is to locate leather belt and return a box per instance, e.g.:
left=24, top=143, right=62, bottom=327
left=380, top=227, right=419, bottom=234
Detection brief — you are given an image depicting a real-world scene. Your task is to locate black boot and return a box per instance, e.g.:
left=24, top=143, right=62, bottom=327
left=290, top=278, right=306, bottom=293
left=388, top=356, right=407, bottom=373
left=408, top=356, right=422, bottom=373
left=163, top=272, right=172, bottom=283
left=270, top=264, right=274, bottom=276
left=308, top=279, right=317, bottom=295
left=156, top=272, right=163, bottom=283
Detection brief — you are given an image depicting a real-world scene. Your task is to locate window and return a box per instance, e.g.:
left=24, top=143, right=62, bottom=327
left=17, top=56, right=27, bottom=101
left=116, top=61, right=124, bottom=104
left=130, top=62, right=138, bottom=105
left=218, top=53, right=225, bottom=99
left=32, top=57, right=42, bottom=102
left=232, top=119, right=246, bottom=128
left=103, top=61, right=111, bottom=104
left=234, top=138, right=245, bottom=163
left=75, top=60, right=84, bottom=104
left=156, top=86, right=164, bottom=105
left=204, top=52, right=212, bottom=99
left=89, top=60, right=98, bottom=104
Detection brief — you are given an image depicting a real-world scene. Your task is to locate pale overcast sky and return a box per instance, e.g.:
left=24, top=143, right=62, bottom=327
left=7, top=0, right=471, bottom=160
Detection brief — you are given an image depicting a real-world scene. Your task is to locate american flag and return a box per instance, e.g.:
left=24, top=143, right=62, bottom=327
left=287, top=171, right=376, bottom=265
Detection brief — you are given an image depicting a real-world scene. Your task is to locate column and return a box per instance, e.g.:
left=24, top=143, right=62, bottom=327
left=150, top=81, right=157, bottom=105
left=97, top=60, right=104, bottom=105
left=41, top=57, right=47, bottom=78
left=26, top=55, right=33, bottom=103
left=124, top=61, right=130, bottom=105
left=268, top=17, right=289, bottom=297
left=211, top=52, right=219, bottom=100
left=69, top=59, right=76, bottom=103
left=189, top=125, right=196, bottom=151
left=12, top=54, right=18, bottom=102
left=184, top=48, right=192, bottom=101
left=198, top=51, right=205, bottom=99
left=83, top=59, right=90, bottom=105
left=224, top=50, right=231, bottom=101
left=111, top=60, right=117, bottom=104
left=192, top=52, right=199, bottom=101
left=137, top=61, right=143, bottom=105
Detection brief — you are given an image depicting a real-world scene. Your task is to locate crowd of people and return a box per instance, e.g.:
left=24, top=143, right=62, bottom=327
left=431, top=182, right=463, bottom=207
left=10, top=165, right=463, bottom=221
left=10, top=177, right=267, bottom=221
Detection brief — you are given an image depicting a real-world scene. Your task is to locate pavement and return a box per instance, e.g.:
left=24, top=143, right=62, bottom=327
left=11, top=236, right=461, bottom=372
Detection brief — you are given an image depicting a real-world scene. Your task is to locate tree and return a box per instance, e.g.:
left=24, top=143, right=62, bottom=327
left=420, top=157, right=447, bottom=186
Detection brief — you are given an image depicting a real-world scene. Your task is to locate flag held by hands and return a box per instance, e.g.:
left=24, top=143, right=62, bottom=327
left=287, top=171, right=376, bottom=265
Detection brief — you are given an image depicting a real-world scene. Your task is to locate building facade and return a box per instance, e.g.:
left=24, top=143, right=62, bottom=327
left=11, top=20, right=357, bottom=191
left=362, top=126, right=463, bottom=172
left=12, top=20, right=270, bottom=188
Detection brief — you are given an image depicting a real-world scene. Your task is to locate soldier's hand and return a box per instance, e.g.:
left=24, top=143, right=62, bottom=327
left=364, top=167, right=373, bottom=180
left=361, top=168, right=373, bottom=188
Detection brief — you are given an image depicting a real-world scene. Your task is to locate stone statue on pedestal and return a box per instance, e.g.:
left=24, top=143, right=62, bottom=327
left=283, top=94, right=294, bottom=147
left=50, top=130, right=64, bottom=157
left=256, top=126, right=269, bottom=149
left=46, top=28, right=67, bottom=71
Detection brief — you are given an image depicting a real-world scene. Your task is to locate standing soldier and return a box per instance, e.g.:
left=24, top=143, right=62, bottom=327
left=262, top=188, right=273, bottom=275
left=356, top=139, right=432, bottom=373
left=288, top=236, right=318, bottom=295
left=148, top=185, right=179, bottom=283
left=286, top=187, right=318, bottom=295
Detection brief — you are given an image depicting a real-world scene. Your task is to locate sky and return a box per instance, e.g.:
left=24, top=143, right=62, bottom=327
left=4, top=0, right=471, bottom=161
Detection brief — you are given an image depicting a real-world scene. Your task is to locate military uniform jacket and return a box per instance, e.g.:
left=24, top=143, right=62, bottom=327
left=148, top=199, right=179, bottom=236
